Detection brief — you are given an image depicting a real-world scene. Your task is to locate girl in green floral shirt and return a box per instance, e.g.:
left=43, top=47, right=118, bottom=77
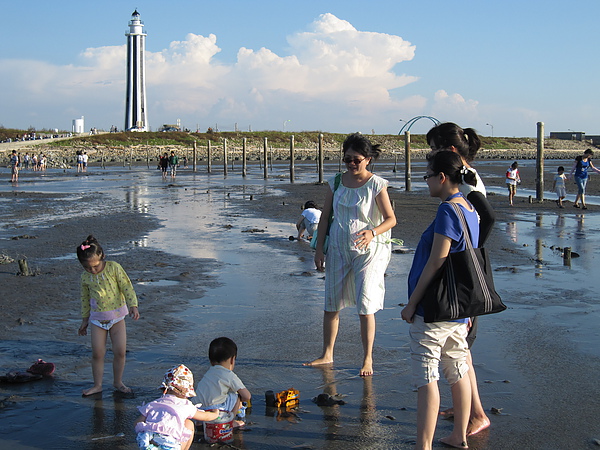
left=77, top=235, right=139, bottom=396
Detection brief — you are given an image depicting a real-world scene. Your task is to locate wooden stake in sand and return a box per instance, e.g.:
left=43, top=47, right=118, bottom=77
left=18, top=259, right=31, bottom=276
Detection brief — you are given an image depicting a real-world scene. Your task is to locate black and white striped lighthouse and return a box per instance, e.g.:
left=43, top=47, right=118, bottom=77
left=124, top=10, right=148, bottom=131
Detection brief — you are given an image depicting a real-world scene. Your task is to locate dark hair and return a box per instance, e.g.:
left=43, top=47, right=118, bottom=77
left=304, top=201, right=317, bottom=209
left=342, top=133, right=382, bottom=160
left=76, top=235, right=104, bottom=262
left=426, top=122, right=481, bottom=163
left=209, top=337, right=238, bottom=364
left=427, top=150, right=477, bottom=187
left=511, top=161, right=519, bottom=169
left=576, top=149, right=594, bottom=164
left=558, top=166, right=564, bottom=172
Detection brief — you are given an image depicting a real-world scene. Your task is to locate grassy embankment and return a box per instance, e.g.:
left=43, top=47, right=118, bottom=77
left=1, top=128, right=596, bottom=166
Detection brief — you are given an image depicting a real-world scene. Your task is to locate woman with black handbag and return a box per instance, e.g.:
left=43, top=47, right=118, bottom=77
left=426, top=122, right=493, bottom=437
left=401, top=151, right=480, bottom=449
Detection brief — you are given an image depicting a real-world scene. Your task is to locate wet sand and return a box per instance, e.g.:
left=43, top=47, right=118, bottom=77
left=0, top=160, right=599, bottom=449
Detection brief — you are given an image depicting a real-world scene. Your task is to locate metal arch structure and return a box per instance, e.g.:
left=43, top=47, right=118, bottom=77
left=398, top=116, right=441, bottom=135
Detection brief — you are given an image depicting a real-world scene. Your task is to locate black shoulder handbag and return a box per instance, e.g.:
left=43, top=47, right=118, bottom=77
left=422, top=202, right=506, bottom=323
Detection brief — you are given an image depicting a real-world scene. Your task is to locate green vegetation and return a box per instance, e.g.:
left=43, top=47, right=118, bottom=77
left=46, top=131, right=355, bottom=149
left=1, top=126, right=593, bottom=152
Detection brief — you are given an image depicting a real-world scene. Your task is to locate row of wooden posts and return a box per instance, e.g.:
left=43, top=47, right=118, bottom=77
left=104, top=122, right=550, bottom=201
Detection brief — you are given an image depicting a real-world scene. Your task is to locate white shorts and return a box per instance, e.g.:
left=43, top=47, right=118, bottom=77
left=90, top=316, right=125, bottom=331
left=409, top=315, right=469, bottom=389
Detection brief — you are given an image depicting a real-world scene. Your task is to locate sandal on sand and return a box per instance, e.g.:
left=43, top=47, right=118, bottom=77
left=27, top=359, right=55, bottom=376
left=573, top=204, right=580, bottom=208
left=439, top=437, right=468, bottom=449
left=0, top=370, right=43, bottom=383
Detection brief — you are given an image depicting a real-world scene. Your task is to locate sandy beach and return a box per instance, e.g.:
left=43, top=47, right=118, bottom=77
left=0, top=159, right=599, bottom=449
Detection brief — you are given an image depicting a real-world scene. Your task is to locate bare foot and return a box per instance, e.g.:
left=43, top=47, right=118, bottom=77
left=113, top=384, right=132, bottom=394
left=439, top=407, right=454, bottom=418
left=303, top=356, right=333, bottom=366
left=359, top=361, right=373, bottom=377
left=82, top=385, right=103, bottom=397
left=467, top=416, right=490, bottom=436
left=439, top=436, right=468, bottom=449
left=233, top=420, right=245, bottom=428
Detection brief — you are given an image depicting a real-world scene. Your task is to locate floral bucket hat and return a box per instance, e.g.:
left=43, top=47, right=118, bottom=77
left=161, top=364, right=196, bottom=398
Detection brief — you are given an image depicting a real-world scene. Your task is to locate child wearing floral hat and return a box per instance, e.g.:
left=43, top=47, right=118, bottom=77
left=135, top=364, right=219, bottom=450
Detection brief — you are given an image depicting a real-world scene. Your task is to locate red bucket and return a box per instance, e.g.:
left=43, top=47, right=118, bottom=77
left=203, top=412, right=234, bottom=444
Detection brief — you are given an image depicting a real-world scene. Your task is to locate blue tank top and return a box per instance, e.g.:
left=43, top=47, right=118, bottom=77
left=575, top=159, right=590, bottom=179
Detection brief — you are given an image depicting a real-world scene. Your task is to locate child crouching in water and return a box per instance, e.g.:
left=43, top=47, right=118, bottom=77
left=296, top=200, right=322, bottom=241
left=135, top=364, right=219, bottom=450
left=77, top=235, right=139, bottom=396
left=195, top=337, right=251, bottom=427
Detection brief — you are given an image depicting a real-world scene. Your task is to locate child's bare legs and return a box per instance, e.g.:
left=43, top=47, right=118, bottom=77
left=508, top=186, right=515, bottom=205
left=439, top=376, right=471, bottom=448
left=296, top=224, right=305, bottom=240
left=109, top=320, right=130, bottom=393
left=359, top=314, right=375, bottom=376
left=304, top=311, right=339, bottom=366
left=83, top=325, right=108, bottom=395
left=182, top=419, right=195, bottom=450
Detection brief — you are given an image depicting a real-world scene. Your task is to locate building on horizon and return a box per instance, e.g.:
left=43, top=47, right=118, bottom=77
left=72, top=116, right=84, bottom=134
left=124, top=9, right=148, bottom=132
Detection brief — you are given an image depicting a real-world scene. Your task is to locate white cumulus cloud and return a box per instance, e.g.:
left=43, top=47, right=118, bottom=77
left=0, top=13, right=428, bottom=132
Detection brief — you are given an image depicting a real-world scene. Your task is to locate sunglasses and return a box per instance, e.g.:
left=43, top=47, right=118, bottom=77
left=423, top=173, right=438, bottom=180
left=343, top=157, right=366, bottom=165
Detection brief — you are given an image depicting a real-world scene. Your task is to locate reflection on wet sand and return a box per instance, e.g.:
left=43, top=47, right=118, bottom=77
left=311, top=366, right=384, bottom=443
left=2, top=166, right=600, bottom=448
left=505, top=221, right=517, bottom=243
left=535, top=238, right=543, bottom=278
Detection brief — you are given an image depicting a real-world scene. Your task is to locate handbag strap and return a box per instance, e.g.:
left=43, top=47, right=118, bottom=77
left=446, top=201, right=475, bottom=250
left=447, top=201, right=496, bottom=311
left=328, top=172, right=342, bottom=225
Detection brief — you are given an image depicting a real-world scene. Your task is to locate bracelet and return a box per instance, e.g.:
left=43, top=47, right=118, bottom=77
left=371, top=229, right=377, bottom=237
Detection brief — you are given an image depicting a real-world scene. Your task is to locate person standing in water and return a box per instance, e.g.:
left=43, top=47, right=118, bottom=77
left=571, top=149, right=600, bottom=209
left=305, top=133, right=396, bottom=376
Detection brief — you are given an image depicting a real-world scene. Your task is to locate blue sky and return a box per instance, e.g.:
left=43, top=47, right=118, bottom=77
left=1, top=0, right=598, bottom=137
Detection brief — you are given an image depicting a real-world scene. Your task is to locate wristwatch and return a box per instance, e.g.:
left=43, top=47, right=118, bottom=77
left=371, top=229, right=377, bottom=237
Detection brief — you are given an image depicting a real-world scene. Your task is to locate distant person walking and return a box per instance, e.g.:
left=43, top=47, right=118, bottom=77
left=552, top=166, right=567, bottom=208
left=169, top=151, right=179, bottom=178
left=505, top=162, right=521, bottom=206
left=10, top=150, right=19, bottom=182
left=159, top=153, right=169, bottom=179
left=570, top=149, right=600, bottom=209
left=76, top=151, right=83, bottom=172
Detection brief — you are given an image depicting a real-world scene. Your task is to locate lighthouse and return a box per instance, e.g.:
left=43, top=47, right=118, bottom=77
left=124, top=9, right=148, bottom=131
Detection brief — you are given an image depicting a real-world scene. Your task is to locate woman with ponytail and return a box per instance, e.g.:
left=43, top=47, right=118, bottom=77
left=401, top=151, right=480, bottom=449
left=426, top=123, right=493, bottom=438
